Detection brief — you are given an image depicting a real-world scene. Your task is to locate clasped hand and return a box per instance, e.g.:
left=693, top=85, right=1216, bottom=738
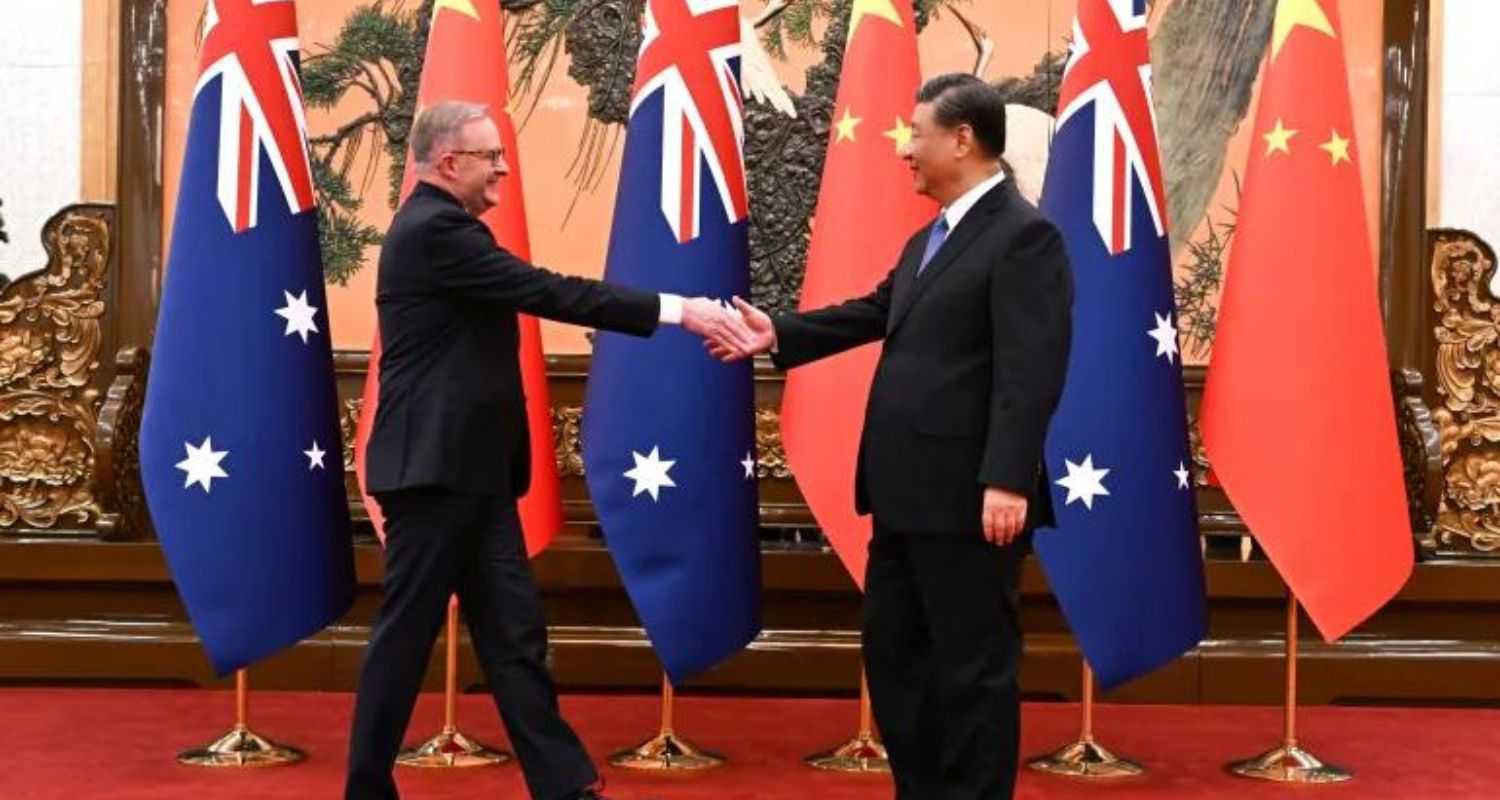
left=680, top=296, right=775, bottom=362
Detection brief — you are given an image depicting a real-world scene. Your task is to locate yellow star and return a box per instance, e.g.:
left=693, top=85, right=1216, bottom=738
left=834, top=107, right=862, bottom=143
left=1271, top=0, right=1336, bottom=60
left=883, top=116, right=913, bottom=153
left=1319, top=129, right=1351, bottom=165
left=431, top=0, right=479, bottom=25
left=847, top=0, right=903, bottom=46
left=1262, top=118, right=1298, bottom=156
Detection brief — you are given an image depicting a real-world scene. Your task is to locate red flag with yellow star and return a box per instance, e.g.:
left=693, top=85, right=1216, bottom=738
left=779, top=0, right=937, bottom=588
left=1201, top=0, right=1412, bottom=638
left=353, top=0, right=563, bottom=554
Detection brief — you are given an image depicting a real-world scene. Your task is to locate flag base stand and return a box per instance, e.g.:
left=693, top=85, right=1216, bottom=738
left=1227, top=743, right=1351, bottom=783
left=1226, top=592, right=1352, bottom=784
left=803, top=730, right=889, bottom=773
left=1028, top=739, right=1143, bottom=779
left=609, top=674, right=725, bottom=770
left=608, top=731, right=726, bottom=771
left=397, top=726, right=510, bottom=768
left=1027, top=663, right=1143, bottom=779
left=178, top=670, right=302, bottom=767
left=396, top=599, right=511, bottom=768
left=803, top=670, right=889, bottom=773
left=178, top=724, right=305, bottom=767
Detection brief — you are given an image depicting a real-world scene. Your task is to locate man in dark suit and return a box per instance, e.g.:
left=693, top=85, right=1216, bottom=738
left=346, top=101, right=748, bottom=800
left=714, top=74, right=1074, bottom=799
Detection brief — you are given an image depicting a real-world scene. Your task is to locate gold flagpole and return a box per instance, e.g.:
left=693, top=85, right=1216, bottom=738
left=178, top=669, right=303, bottom=766
left=804, top=668, right=889, bottom=772
left=609, top=672, right=725, bottom=770
left=397, top=596, right=510, bottom=767
left=1027, top=661, right=1143, bottom=778
left=1227, top=591, right=1350, bottom=782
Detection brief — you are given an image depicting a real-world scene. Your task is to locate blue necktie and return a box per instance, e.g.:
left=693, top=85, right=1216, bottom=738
left=917, top=215, right=950, bottom=278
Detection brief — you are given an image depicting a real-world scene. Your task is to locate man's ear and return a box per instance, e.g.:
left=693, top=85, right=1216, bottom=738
left=953, top=124, right=976, bottom=160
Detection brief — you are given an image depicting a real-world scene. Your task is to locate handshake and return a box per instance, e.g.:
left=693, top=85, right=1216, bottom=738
left=680, top=296, right=776, bottom=363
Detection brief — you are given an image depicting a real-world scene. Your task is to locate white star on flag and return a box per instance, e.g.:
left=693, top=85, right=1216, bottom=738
left=741, top=452, right=755, bottom=479
left=275, top=289, right=320, bottom=344
left=1174, top=461, right=1191, bottom=490
left=177, top=436, right=229, bottom=493
left=305, top=440, right=327, bottom=471
left=624, top=446, right=676, bottom=501
left=1056, top=454, right=1110, bottom=510
left=1148, top=312, right=1179, bottom=363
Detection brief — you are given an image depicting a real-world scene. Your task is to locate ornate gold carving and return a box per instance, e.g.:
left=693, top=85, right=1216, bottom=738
left=1430, top=229, right=1500, bottom=554
left=340, top=397, right=362, bottom=473
left=95, top=348, right=149, bottom=539
left=549, top=405, right=790, bottom=479
left=754, top=407, right=790, bottom=479
left=0, top=205, right=112, bottom=531
left=553, top=406, right=585, bottom=478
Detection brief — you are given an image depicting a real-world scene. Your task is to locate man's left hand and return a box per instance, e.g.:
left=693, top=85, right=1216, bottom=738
left=982, top=487, right=1027, bottom=546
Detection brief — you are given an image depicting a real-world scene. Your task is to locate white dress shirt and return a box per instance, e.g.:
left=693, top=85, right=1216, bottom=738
left=940, top=169, right=1008, bottom=233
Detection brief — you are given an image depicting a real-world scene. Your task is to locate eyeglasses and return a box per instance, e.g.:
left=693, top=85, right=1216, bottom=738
left=449, top=148, right=505, bottom=165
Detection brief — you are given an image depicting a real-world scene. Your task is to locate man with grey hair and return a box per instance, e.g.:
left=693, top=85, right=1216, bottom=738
left=347, top=100, right=751, bottom=800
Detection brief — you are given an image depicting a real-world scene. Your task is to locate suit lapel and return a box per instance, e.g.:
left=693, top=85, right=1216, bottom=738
left=889, top=181, right=1013, bottom=333
left=888, top=221, right=933, bottom=333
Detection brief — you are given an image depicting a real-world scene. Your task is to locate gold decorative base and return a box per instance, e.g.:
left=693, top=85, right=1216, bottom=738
left=397, top=727, right=512, bottom=768
left=1227, top=744, right=1352, bottom=783
left=1028, top=739, right=1144, bottom=778
left=176, top=725, right=305, bottom=767
left=803, top=731, right=890, bottom=773
left=608, top=731, right=725, bottom=770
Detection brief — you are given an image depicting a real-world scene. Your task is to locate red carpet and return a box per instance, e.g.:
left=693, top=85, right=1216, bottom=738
left=1, top=689, right=1497, bottom=798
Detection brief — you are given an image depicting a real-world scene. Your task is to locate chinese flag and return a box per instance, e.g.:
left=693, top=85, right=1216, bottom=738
left=1201, top=0, right=1412, bottom=638
left=779, top=1, right=936, bottom=588
left=354, top=0, right=563, bottom=554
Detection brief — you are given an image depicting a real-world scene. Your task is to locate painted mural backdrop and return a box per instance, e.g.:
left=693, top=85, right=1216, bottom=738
left=162, top=0, right=1383, bottom=362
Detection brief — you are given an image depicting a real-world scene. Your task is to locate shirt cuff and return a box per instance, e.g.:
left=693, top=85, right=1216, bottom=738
left=658, top=293, right=684, bottom=325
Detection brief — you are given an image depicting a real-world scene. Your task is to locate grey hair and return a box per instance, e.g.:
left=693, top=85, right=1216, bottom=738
left=410, top=101, right=491, bottom=166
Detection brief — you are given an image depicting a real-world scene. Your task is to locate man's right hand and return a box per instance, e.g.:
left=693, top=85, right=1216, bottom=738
left=706, top=297, right=776, bottom=362
left=681, top=297, right=758, bottom=356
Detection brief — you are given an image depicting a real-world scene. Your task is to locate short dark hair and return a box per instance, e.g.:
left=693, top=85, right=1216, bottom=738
left=916, top=73, right=1006, bottom=158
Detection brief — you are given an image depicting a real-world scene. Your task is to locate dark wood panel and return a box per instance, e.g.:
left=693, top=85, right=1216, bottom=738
left=12, top=537, right=1495, bottom=601
left=110, top=0, right=166, bottom=374
left=1381, top=0, right=1433, bottom=374
left=4, top=537, right=1500, bottom=706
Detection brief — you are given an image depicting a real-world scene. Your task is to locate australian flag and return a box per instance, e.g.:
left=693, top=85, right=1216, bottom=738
left=1035, top=0, right=1206, bottom=689
left=139, top=0, right=353, bottom=675
left=582, top=0, right=761, bottom=682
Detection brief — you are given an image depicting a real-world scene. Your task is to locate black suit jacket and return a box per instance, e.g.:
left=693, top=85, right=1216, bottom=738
left=772, top=179, right=1073, bottom=534
left=365, top=182, right=660, bottom=498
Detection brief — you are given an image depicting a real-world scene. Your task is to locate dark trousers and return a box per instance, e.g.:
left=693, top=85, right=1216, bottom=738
left=863, top=522, right=1025, bottom=800
left=345, top=488, right=596, bottom=800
